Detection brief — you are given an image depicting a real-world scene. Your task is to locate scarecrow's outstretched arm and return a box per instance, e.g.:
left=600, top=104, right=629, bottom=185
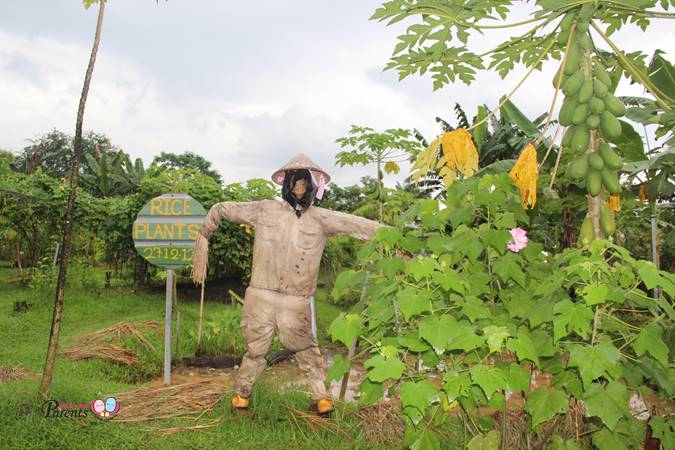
left=192, top=201, right=261, bottom=284
left=199, top=201, right=261, bottom=238
left=318, top=208, right=383, bottom=241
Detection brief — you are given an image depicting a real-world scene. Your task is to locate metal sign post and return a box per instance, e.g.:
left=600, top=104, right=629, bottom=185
left=164, top=268, right=173, bottom=385
left=132, top=193, right=206, bottom=386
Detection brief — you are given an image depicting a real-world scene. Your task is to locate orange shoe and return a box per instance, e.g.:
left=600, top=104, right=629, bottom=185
left=314, top=399, right=334, bottom=416
left=231, top=394, right=249, bottom=410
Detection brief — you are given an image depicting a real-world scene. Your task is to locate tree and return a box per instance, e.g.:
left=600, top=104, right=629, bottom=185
left=40, top=0, right=107, bottom=401
left=15, top=130, right=119, bottom=178
left=336, top=125, right=422, bottom=222
left=153, top=151, right=223, bottom=185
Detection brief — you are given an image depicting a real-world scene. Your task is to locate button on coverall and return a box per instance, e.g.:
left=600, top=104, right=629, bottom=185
left=199, top=199, right=381, bottom=400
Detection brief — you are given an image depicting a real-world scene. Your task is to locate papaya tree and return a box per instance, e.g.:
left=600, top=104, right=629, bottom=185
left=372, top=0, right=673, bottom=242
left=336, top=125, right=423, bottom=222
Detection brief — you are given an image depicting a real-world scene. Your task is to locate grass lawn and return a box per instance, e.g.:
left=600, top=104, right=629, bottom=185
left=0, top=266, right=389, bottom=450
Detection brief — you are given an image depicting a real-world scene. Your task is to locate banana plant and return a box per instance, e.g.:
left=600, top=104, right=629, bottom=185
left=80, top=150, right=126, bottom=198
left=121, top=154, right=163, bottom=192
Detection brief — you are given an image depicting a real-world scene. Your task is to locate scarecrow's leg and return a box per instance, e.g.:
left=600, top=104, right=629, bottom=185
left=234, top=290, right=275, bottom=399
left=278, top=295, right=329, bottom=400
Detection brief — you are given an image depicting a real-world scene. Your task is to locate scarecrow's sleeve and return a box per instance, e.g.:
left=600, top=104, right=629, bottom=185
left=318, top=208, right=383, bottom=241
left=199, top=201, right=262, bottom=239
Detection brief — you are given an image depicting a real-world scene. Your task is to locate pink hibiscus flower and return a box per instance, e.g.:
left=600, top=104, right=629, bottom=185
left=507, top=227, right=528, bottom=252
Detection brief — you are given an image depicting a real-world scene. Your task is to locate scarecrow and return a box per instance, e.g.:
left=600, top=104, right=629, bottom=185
left=191, top=153, right=381, bottom=416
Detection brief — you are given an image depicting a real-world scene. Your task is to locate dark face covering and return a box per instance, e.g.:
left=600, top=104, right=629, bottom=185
left=282, top=169, right=315, bottom=218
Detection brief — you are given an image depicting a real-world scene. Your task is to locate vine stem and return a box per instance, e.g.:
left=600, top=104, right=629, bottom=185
left=536, top=22, right=576, bottom=145
left=539, top=124, right=562, bottom=170
left=590, top=21, right=672, bottom=109
left=547, top=131, right=565, bottom=191
left=468, top=35, right=558, bottom=132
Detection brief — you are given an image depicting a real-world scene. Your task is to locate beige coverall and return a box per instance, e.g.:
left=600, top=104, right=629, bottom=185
left=200, top=199, right=380, bottom=400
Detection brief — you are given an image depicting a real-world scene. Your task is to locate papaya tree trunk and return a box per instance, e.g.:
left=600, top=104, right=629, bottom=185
left=39, top=0, right=106, bottom=401
left=588, top=131, right=604, bottom=240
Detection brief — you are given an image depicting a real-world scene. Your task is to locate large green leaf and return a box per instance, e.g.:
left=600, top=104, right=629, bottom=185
left=467, top=430, right=500, bottom=450
left=583, top=381, right=629, bottom=430
left=364, top=354, right=407, bottom=382
left=483, top=325, right=510, bottom=354
left=500, top=97, right=539, bottom=137
left=400, top=380, right=438, bottom=414
left=406, top=257, right=437, bottom=282
left=633, top=323, right=669, bottom=367
left=581, top=283, right=610, bottom=306
left=419, top=314, right=457, bottom=353
left=649, top=416, right=675, bottom=450
left=614, top=120, right=646, bottom=162
left=469, top=364, right=508, bottom=400
left=553, top=299, right=594, bottom=342
left=396, top=287, right=432, bottom=321
left=443, top=370, right=471, bottom=401
left=592, top=428, right=629, bottom=450
left=567, top=337, right=622, bottom=386
left=329, top=313, right=362, bottom=347
left=358, top=378, right=384, bottom=405
left=506, top=328, right=540, bottom=366
left=525, top=387, right=568, bottom=428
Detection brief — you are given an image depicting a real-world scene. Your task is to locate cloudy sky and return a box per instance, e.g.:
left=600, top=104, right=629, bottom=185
left=0, top=1, right=672, bottom=187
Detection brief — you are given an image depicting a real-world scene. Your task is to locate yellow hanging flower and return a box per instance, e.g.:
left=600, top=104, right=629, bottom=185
left=509, top=143, right=538, bottom=209
left=384, top=161, right=400, bottom=174
left=607, top=194, right=621, bottom=212
left=440, top=128, right=479, bottom=177
left=639, top=185, right=648, bottom=203
left=410, top=128, right=479, bottom=189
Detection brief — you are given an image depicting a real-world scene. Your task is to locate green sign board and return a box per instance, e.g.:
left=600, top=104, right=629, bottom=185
left=133, top=193, right=207, bottom=268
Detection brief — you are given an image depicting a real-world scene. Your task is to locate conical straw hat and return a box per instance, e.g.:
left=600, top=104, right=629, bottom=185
left=271, top=153, right=331, bottom=185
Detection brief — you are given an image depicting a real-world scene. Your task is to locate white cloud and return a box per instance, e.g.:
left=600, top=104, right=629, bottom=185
left=0, top=1, right=672, bottom=191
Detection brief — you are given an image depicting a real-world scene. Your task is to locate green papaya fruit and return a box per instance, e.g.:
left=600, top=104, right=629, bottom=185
left=598, top=143, right=623, bottom=170
left=576, top=21, right=589, bottom=33
left=593, top=79, right=608, bottom=98
left=589, top=97, right=605, bottom=114
left=587, top=169, right=602, bottom=196
left=579, top=216, right=595, bottom=246
left=586, top=114, right=600, bottom=129
left=601, top=167, right=621, bottom=194
left=572, top=124, right=590, bottom=152
left=564, top=44, right=581, bottom=75
left=559, top=96, right=579, bottom=126
left=577, top=32, right=593, bottom=50
left=552, top=66, right=567, bottom=89
left=561, top=12, right=576, bottom=31
left=588, top=153, right=604, bottom=170
left=593, top=62, right=612, bottom=86
left=579, top=3, right=595, bottom=21
left=572, top=103, right=590, bottom=125
left=600, top=206, right=616, bottom=236
left=603, top=94, right=626, bottom=117
left=557, top=28, right=571, bottom=45
left=599, top=111, right=622, bottom=141
left=562, top=126, right=576, bottom=147
left=578, top=80, right=594, bottom=103
left=563, top=70, right=585, bottom=95
left=567, top=154, right=589, bottom=179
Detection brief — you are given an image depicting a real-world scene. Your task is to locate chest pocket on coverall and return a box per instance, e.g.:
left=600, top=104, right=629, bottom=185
left=257, top=219, right=279, bottom=243
left=296, top=225, right=322, bottom=250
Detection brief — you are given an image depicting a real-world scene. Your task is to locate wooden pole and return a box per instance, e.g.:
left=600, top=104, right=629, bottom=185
left=196, top=281, right=205, bottom=354
left=39, top=0, right=106, bottom=401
